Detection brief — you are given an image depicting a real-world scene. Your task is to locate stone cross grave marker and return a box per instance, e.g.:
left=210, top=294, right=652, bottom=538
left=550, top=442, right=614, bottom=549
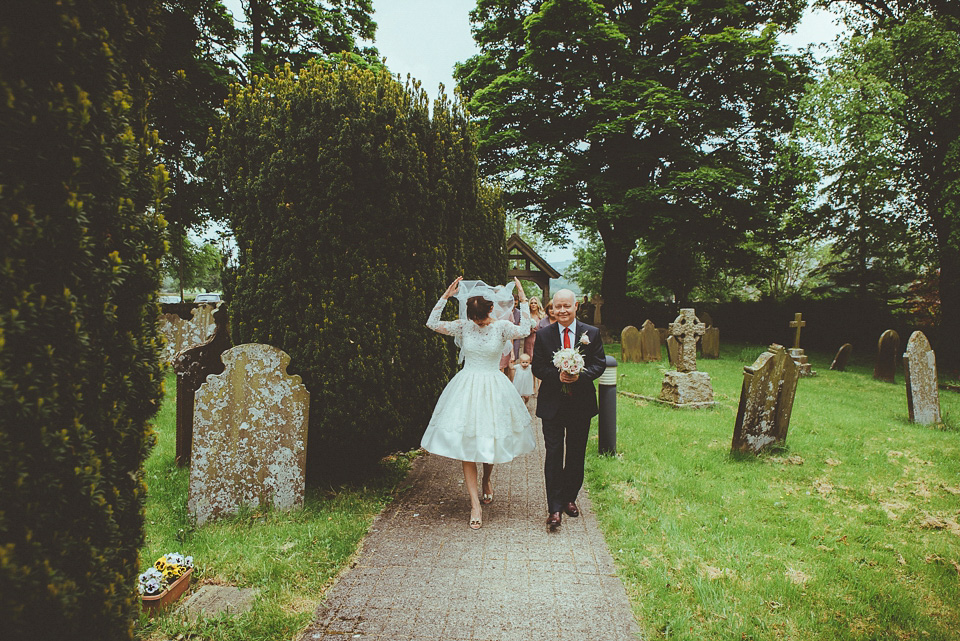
left=591, top=294, right=604, bottom=326
left=731, top=344, right=800, bottom=453
left=668, top=308, right=706, bottom=373
left=701, top=327, right=720, bottom=359
left=789, top=313, right=806, bottom=349
left=640, top=320, right=661, bottom=362
left=786, top=313, right=814, bottom=376
left=873, top=329, right=900, bottom=383
left=620, top=325, right=642, bottom=363
left=830, top=343, right=852, bottom=371
left=658, top=309, right=714, bottom=408
left=903, top=331, right=941, bottom=425
left=188, top=344, right=310, bottom=526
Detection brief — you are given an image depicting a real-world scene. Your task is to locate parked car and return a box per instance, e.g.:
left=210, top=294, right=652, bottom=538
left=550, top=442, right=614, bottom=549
left=158, top=294, right=181, bottom=304
left=193, top=293, right=222, bottom=303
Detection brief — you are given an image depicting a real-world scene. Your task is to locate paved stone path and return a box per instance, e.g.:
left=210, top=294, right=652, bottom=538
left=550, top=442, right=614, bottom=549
left=299, top=399, right=641, bottom=640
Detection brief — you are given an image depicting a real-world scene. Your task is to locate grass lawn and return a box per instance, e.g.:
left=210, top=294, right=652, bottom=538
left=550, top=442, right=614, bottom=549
left=588, top=341, right=960, bottom=640
left=136, top=370, right=413, bottom=640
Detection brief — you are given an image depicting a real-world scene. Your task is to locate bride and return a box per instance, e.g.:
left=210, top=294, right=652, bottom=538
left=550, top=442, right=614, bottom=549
left=422, top=276, right=536, bottom=529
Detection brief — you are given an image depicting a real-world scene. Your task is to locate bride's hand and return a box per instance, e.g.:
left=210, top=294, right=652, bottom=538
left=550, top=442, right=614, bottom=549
left=443, top=276, right=463, bottom=299
left=513, top=277, right=527, bottom=303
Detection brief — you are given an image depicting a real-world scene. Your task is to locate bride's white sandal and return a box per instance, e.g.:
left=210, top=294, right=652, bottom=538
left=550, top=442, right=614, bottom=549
left=469, top=508, right=483, bottom=530
left=480, top=486, right=493, bottom=505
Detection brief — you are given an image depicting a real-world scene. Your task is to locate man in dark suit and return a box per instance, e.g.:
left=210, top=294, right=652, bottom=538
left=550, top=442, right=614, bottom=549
left=532, top=289, right=607, bottom=530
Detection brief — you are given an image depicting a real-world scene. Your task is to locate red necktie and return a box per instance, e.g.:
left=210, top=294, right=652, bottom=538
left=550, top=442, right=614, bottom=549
left=564, top=327, right=571, bottom=349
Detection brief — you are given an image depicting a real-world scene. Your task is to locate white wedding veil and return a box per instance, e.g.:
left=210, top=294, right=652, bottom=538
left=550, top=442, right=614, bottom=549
left=451, top=280, right=518, bottom=363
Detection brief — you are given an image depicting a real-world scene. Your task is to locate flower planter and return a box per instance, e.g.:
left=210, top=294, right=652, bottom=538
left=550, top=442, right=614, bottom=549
left=142, top=567, right=193, bottom=611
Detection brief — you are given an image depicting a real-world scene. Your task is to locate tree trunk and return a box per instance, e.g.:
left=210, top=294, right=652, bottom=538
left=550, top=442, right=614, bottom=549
left=176, top=223, right=185, bottom=302
left=250, top=0, right=263, bottom=75
left=596, top=219, right=630, bottom=330
left=936, top=225, right=960, bottom=372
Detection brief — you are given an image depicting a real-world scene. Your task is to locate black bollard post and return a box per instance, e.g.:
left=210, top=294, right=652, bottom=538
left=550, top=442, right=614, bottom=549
left=597, top=354, right=618, bottom=455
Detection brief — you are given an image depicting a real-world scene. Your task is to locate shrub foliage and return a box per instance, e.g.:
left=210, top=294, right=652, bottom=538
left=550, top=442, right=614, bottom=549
left=212, top=62, right=505, bottom=480
left=0, top=1, right=165, bottom=638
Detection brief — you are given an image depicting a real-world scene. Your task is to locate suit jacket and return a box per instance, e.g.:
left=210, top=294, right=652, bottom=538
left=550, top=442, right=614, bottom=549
left=532, top=321, right=606, bottom=420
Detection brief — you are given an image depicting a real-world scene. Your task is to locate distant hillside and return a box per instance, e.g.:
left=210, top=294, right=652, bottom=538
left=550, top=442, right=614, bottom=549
left=547, top=259, right=581, bottom=297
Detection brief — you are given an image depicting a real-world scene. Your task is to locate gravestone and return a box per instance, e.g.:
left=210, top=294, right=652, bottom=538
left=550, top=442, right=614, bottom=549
left=701, top=327, right=720, bottom=359
left=666, top=335, right=679, bottom=368
left=658, top=309, right=714, bottom=408
left=657, top=327, right=668, bottom=345
left=873, top=329, right=900, bottom=383
left=160, top=303, right=219, bottom=363
left=620, top=325, right=642, bottom=363
left=172, top=304, right=232, bottom=467
left=591, top=294, right=604, bottom=326
left=830, top=343, right=852, bottom=371
left=640, top=320, right=661, bottom=362
left=903, top=331, right=941, bottom=425
left=787, top=313, right=815, bottom=377
left=188, top=344, right=310, bottom=526
left=731, top=344, right=800, bottom=453
left=699, top=311, right=713, bottom=328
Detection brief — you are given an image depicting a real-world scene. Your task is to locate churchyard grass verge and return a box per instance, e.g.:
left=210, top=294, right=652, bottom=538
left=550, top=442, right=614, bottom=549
left=590, top=342, right=960, bottom=640
left=136, top=370, right=413, bottom=640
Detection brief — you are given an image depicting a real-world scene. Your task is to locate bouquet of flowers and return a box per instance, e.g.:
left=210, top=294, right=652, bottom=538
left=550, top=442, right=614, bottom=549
left=552, top=346, right=586, bottom=395
left=138, top=552, right=194, bottom=596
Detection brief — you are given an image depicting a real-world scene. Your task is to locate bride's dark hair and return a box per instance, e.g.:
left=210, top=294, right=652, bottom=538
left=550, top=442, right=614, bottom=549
left=466, top=296, right=494, bottom=321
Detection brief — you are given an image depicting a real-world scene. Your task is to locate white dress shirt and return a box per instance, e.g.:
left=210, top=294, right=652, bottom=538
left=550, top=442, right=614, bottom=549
left=558, top=319, right=577, bottom=347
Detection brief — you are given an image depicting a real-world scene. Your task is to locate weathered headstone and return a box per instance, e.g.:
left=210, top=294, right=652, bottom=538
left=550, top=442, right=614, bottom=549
left=658, top=309, right=714, bottom=408
left=731, top=344, right=800, bottom=453
left=188, top=344, right=310, bottom=526
left=160, top=303, right=219, bottom=363
left=640, top=320, right=661, bottom=362
left=620, top=325, right=642, bottom=363
left=699, top=311, right=713, bottom=328
left=873, top=329, right=900, bottom=383
left=666, top=335, right=679, bottom=368
left=830, top=343, right=852, bottom=371
left=173, top=304, right=232, bottom=467
left=903, top=331, right=941, bottom=425
left=701, top=327, right=720, bottom=359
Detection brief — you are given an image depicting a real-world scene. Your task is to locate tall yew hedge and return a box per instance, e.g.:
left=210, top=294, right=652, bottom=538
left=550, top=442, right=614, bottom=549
left=212, top=62, right=505, bottom=480
left=0, top=1, right=165, bottom=638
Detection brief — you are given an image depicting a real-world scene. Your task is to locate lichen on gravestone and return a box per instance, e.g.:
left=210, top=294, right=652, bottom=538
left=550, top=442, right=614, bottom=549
left=188, top=344, right=309, bottom=526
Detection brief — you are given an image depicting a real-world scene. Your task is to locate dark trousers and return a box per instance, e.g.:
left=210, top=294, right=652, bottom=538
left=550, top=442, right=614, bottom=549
left=541, top=414, right=590, bottom=514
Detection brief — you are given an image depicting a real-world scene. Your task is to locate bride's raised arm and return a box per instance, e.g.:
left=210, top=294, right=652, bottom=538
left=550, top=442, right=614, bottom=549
left=503, top=278, right=531, bottom=340
left=427, top=277, right=465, bottom=337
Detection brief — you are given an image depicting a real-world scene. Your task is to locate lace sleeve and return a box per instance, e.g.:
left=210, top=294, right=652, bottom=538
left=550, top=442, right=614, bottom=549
left=502, top=302, right=532, bottom=341
left=426, top=297, right=464, bottom=337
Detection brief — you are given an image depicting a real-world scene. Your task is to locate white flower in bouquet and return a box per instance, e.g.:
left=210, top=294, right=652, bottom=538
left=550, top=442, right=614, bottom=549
left=552, top=347, right=585, bottom=394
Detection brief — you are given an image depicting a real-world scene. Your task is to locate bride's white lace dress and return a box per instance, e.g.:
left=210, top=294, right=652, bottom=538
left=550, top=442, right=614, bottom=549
left=421, top=298, right=536, bottom=463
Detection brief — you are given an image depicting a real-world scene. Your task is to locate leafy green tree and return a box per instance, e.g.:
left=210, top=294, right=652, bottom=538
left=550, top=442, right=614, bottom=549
left=0, top=0, right=166, bottom=637
left=456, top=0, right=809, bottom=322
left=161, top=230, right=224, bottom=293
left=797, top=33, right=917, bottom=300
left=816, top=0, right=960, bottom=363
left=240, top=0, right=378, bottom=76
left=152, top=0, right=240, bottom=300
left=210, top=61, right=504, bottom=480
